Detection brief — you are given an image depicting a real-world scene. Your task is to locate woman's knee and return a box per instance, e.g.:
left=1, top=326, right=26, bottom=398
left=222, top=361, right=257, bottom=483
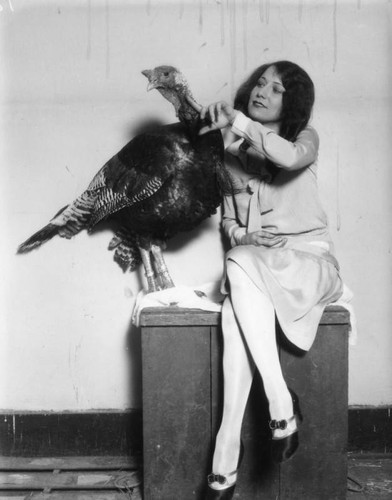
left=226, top=259, right=248, bottom=290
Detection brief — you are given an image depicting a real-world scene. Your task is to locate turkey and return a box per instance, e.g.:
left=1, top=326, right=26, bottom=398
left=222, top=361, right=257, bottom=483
left=17, top=66, right=230, bottom=292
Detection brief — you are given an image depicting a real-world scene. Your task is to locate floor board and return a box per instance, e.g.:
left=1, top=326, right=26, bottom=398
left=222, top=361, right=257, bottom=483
left=0, top=494, right=139, bottom=499
left=348, top=455, right=392, bottom=498
left=0, top=456, right=139, bottom=471
left=0, top=456, right=142, bottom=500
left=0, top=455, right=390, bottom=499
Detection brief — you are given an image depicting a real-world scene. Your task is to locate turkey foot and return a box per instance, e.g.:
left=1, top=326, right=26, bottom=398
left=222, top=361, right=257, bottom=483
left=151, top=244, right=175, bottom=290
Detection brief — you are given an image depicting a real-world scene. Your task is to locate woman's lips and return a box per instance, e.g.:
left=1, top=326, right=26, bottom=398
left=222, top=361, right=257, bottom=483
left=252, top=101, right=267, bottom=108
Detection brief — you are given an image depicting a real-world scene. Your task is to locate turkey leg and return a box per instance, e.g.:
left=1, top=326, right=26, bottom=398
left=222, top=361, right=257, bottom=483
left=139, top=246, right=159, bottom=293
left=151, top=244, right=175, bottom=290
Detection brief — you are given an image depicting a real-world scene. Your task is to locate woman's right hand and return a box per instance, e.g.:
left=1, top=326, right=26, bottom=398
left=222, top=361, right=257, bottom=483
left=199, top=101, right=238, bottom=135
left=240, top=231, right=287, bottom=247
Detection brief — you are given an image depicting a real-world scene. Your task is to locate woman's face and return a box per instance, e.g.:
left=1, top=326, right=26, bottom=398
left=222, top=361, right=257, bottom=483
left=247, top=66, right=285, bottom=127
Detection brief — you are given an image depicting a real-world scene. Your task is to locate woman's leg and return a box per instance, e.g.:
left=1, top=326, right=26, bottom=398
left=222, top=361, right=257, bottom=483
left=226, top=259, right=295, bottom=437
left=211, top=296, right=255, bottom=478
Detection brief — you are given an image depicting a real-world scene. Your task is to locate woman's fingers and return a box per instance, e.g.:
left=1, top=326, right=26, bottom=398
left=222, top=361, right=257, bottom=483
left=260, top=231, right=277, bottom=239
left=267, top=237, right=287, bottom=247
left=252, top=232, right=287, bottom=247
left=261, top=237, right=287, bottom=247
left=199, top=104, right=217, bottom=135
left=198, top=121, right=218, bottom=136
left=198, top=101, right=237, bottom=134
left=240, top=231, right=287, bottom=247
left=209, top=103, right=218, bottom=123
left=200, top=101, right=228, bottom=122
left=200, top=105, right=208, bottom=121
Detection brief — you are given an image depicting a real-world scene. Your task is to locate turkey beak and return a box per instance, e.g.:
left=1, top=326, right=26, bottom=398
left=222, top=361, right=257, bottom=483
left=142, top=69, right=156, bottom=92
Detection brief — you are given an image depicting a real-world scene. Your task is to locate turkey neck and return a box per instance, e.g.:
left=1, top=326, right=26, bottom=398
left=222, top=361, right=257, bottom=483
left=158, top=87, right=200, bottom=133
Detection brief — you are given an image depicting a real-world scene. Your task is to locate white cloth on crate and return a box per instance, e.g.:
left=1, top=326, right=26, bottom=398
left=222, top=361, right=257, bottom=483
left=131, top=282, right=225, bottom=327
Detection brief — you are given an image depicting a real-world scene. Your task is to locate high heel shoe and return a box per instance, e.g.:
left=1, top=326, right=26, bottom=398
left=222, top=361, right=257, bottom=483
left=205, top=472, right=236, bottom=500
left=205, top=441, right=244, bottom=500
left=269, top=389, right=303, bottom=463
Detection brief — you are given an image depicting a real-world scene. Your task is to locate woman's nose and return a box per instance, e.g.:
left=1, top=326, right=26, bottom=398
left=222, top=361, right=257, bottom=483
left=257, top=83, right=271, bottom=99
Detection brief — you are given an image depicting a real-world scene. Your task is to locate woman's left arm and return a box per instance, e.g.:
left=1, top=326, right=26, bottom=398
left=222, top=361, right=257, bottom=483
left=232, top=112, right=319, bottom=170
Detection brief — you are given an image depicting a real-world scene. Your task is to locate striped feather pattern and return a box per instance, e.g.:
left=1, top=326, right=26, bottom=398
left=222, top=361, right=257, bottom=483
left=17, top=192, right=96, bottom=252
left=89, top=190, right=130, bottom=229
left=52, top=191, right=97, bottom=238
left=89, top=176, right=164, bottom=229
left=86, top=166, right=107, bottom=191
left=128, top=176, right=164, bottom=204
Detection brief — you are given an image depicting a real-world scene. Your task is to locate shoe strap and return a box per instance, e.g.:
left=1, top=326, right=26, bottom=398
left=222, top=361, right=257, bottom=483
left=208, top=470, right=237, bottom=485
left=269, top=414, right=296, bottom=430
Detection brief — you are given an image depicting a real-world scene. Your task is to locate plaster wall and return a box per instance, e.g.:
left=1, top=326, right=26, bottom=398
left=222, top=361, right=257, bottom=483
left=0, top=0, right=391, bottom=410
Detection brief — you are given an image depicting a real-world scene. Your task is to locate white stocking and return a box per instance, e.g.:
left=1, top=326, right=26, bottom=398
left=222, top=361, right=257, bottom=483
left=212, top=296, right=255, bottom=476
left=227, top=259, right=293, bottom=421
left=212, top=259, right=295, bottom=475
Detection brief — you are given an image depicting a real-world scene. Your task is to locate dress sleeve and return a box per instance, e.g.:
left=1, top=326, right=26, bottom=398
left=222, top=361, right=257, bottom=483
left=231, top=111, right=319, bottom=170
left=221, top=195, right=246, bottom=247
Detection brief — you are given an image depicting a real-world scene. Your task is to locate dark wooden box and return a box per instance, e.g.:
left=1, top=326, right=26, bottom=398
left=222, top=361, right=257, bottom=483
left=140, top=305, right=349, bottom=500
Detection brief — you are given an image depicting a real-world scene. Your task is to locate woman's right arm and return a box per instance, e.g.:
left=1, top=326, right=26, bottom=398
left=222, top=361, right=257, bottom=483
left=222, top=195, right=247, bottom=247
left=231, top=112, right=319, bottom=171
left=222, top=196, right=287, bottom=248
left=199, top=102, right=318, bottom=171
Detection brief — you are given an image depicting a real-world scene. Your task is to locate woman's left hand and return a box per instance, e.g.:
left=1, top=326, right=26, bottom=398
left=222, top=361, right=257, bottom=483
left=241, top=231, right=287, bottom=247
left=199, top=101, right=238, bottom=135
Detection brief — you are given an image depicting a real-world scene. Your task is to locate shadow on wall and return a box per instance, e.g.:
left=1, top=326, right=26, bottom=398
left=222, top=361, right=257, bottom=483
left=127, top=118, right=167, bottom=138
left=125, top=318, right=143, bottom=408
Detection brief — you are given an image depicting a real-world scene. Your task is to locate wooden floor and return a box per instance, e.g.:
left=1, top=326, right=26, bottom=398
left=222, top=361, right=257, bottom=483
left=347, top=455, right=392, bottom=499
left=0, top=456, right=142, bottom=499
left=0, top=455, right=390, bottom=499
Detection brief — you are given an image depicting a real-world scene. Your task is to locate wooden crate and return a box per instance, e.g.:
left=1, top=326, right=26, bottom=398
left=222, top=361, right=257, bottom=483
left=140, top=305, right=349, bottom=500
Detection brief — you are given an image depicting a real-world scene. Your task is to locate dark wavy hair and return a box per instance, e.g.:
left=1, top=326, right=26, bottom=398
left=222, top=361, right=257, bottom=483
left=234, top=61, right=315, bottom=142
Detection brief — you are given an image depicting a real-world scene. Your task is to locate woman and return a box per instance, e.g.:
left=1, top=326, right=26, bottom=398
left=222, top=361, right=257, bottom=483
left=199, top=61, right=343, bottom=499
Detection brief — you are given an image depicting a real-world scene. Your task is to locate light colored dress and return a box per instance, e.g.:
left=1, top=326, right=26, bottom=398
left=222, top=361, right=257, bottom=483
left=222, top=112, right=343, bottom=351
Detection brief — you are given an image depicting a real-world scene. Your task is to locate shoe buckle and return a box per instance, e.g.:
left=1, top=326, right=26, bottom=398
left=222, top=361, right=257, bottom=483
left=269, top=419, right=288, bottom=430
left=208, top=473, right=227, bottom=485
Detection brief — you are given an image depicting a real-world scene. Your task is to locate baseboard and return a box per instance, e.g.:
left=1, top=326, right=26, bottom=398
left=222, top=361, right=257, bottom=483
left=0, top=410, right=142, bottom=457
left=348, top=407, right=392, bottom=454
left=0, top=407, right=390, bottom=457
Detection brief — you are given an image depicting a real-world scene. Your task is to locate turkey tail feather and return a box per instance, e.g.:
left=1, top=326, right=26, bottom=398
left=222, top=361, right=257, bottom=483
left=17, top=224, right=60, bottom=254
left=17, top=192, right=96, bottom=255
